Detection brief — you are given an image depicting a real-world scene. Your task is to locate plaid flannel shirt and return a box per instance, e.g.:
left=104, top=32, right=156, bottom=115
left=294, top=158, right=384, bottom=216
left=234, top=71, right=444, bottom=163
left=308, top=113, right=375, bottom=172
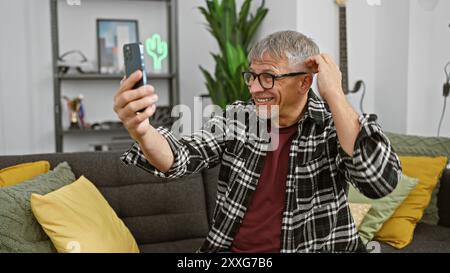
left=121, top=91, right=402, bottom=253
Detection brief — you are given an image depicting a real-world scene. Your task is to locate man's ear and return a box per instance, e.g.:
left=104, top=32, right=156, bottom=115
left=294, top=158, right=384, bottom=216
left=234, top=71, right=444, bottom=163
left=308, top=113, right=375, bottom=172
left=298, top=74, right=313, bottom=94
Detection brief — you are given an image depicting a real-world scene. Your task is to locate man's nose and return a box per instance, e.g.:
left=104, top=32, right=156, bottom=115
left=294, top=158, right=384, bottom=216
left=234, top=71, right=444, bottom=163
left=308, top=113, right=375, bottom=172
left=249, top=79, right=265, bottom=93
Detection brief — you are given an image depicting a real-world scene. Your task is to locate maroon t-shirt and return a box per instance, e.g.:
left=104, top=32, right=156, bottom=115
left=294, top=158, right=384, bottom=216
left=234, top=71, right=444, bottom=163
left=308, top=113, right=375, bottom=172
left=231, top=123, right=298, bottom=253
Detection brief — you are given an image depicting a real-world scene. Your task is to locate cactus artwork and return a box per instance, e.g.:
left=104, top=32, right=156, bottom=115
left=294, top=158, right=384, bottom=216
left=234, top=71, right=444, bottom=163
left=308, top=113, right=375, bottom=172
left=145, top=34, right=168, bottom=72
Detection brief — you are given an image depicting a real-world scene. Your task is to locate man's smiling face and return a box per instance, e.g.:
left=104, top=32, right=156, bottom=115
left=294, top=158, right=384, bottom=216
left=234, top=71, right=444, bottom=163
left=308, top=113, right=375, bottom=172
left=248, top=53, right=312, bottom=126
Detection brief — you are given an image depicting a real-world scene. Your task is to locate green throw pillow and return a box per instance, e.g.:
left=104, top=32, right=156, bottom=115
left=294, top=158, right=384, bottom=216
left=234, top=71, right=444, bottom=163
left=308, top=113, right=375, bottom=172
left=385, top=132, right=450, bottom=158
left=0, top=162, right=75, bottom=253
left=348, top=174, right=419, bottom=244
left=386, top=132, right=450, bottom=225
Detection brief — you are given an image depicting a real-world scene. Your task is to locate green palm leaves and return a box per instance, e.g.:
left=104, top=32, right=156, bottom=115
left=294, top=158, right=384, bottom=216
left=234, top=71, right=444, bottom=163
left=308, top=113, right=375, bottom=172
left=199, top=0, right=268, bottom=109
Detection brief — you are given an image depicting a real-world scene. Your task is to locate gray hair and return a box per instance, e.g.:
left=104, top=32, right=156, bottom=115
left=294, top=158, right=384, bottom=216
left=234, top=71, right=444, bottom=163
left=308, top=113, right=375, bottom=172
left=248, top=30, right=320, bottom=66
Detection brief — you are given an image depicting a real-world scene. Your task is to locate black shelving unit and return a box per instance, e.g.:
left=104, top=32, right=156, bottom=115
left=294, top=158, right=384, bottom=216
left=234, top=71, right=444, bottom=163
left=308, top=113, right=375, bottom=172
left=50, top=0, right=179, bottom=152
left=57, top=73, right=175, bottom=81
left=63, top=128, right=129, bottom=135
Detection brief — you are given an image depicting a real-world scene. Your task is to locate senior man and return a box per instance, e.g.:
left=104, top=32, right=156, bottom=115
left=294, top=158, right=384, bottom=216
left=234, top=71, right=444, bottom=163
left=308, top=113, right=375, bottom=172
left=114, top=30, right=401, bottom=253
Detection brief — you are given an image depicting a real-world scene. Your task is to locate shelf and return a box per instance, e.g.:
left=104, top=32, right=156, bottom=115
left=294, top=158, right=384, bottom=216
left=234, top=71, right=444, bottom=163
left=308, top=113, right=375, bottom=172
left=51, top=0, right=179, bottom=152
left=57, top=73, right=175, bottom=81
left=63, top=128, right=128, bottom=135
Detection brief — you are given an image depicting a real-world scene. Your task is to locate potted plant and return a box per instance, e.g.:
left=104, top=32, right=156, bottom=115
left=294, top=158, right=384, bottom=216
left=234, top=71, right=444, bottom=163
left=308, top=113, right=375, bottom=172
left=199, top=0, right=268, bottom=109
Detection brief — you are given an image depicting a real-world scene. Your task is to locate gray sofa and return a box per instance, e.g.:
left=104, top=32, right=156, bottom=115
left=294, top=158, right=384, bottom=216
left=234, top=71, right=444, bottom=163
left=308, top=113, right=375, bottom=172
left=0, top=151, right=219, bottom=253
left=1, top=151, right=450, bottom=253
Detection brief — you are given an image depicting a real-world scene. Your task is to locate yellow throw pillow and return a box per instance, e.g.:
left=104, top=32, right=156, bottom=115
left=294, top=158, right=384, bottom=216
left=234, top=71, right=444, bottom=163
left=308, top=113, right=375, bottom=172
left=374, top=156, right=448, bottom=249
left=0, top=161, right=50, bottom=187
left=349, top=203, right=372, bottom=229
left=31, top=176, right=139, bottom=253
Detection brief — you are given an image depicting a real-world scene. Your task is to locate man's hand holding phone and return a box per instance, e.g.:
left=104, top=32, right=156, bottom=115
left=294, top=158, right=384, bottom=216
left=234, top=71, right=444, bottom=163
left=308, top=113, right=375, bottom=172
left=114, top=42, right=173, bottom=173
left=113, top=70, right=159, bottom=141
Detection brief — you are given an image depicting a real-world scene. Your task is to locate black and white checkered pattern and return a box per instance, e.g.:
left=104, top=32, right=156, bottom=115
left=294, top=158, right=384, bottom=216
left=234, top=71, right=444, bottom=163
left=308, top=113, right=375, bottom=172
left=121, top=91, right=402, bottom=253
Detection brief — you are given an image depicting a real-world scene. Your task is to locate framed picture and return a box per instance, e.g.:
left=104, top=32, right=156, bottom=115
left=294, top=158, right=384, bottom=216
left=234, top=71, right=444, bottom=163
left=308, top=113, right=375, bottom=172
left=97, top=19, right=139, bottom=74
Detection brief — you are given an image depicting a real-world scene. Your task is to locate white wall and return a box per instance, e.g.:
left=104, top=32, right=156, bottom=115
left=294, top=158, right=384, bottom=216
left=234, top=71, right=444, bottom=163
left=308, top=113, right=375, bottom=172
left=294, top=0, right=450, bottom=136
left=406, top=0, right=450, bottom=136
left=346, top=0, right=376, bottom=115
left=406, top=0, right=433, bottom=136
left=368, top=0, right=450, bottom=136
left=296, top=0, right=376, bottom=115
left=374, top=0, right=410, bottom=133
left=177, top=0, right=217, bottom=113
left=297, top=0, right=339, bottom=60
left=256, top=0, right=298, bottom=38
left=0, top=0, right=54, bottom=155
left=428, top=0, right=450, bottom=137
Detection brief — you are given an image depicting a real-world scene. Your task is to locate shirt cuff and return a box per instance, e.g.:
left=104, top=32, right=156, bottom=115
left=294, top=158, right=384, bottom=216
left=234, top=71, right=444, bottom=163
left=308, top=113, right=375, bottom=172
left=336, top=114, right=383, bottom=168
left=120, top=126, right=185, bottom=178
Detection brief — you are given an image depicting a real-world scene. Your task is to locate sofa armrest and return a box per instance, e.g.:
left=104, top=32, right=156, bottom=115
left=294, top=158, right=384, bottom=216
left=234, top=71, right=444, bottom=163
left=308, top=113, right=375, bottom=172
left=438, top=169, right=450, bottom=228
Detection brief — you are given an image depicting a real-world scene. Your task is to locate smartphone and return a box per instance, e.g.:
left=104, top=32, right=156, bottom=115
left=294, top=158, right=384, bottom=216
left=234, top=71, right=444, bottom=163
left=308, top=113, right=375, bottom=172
left=123, top=42, right=147, bottom=89
left=123, top=42, right=147, bottom=112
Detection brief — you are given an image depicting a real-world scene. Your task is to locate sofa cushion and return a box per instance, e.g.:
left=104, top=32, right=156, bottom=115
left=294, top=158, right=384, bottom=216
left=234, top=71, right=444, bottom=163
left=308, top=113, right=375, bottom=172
left=386, top=132, right=450, bottom=225
left=385, top=132, right=450, bottom=158
left=374, top=156, right=447, bottom=249
left=348, top=174, right=419, bottom=244
left=108, top=175, right=210, bottom=246
left=0, top=161, right=50, bottom=187
left=348, top=203, right=372, bottom=228
left=31, top=176, right=139, bottom=253
left=380, top=223, right=450, bottom=253
left=0, top=162, right=75, bottom=253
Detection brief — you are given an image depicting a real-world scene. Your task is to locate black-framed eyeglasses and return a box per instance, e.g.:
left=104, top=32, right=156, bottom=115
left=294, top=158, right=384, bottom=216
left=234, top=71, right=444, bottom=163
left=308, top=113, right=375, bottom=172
left=242, top=71, right=308, bottom=89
